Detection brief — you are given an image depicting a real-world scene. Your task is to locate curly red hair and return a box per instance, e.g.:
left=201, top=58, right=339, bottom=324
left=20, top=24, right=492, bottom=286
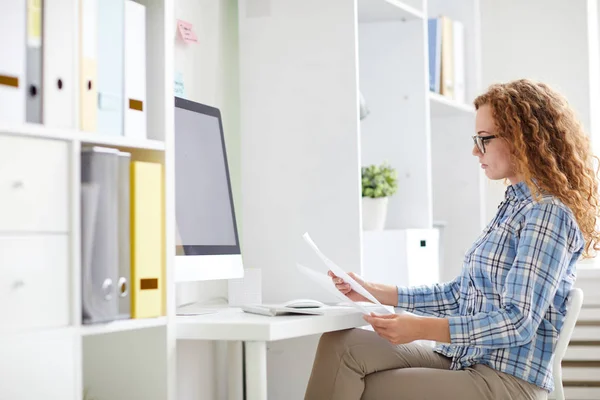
left=474, top=79, right=600, bottom=258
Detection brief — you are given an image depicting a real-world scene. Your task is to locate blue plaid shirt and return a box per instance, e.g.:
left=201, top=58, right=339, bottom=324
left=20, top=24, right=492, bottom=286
left=397, top=181, right=584, bottom=392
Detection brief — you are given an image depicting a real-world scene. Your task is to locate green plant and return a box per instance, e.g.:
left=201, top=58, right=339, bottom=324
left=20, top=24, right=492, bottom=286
left=361, top=162, right=398, bottom=198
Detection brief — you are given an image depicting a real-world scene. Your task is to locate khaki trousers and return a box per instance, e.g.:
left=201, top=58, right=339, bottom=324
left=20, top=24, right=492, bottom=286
left=304, top=328, right=547, bottom=400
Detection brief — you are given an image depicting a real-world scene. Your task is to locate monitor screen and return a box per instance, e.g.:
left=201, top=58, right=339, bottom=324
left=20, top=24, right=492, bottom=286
left=174, top=97, right=240, bottom=257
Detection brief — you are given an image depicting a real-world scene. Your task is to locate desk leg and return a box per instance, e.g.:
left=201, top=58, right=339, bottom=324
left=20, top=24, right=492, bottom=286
left=227, top=341, right=244, bottom=400
left=244, top=341, right=267, bottom=400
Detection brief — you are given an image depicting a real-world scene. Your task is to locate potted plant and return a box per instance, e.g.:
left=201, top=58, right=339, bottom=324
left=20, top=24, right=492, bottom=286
left=361, top=162, right=398, bottom=230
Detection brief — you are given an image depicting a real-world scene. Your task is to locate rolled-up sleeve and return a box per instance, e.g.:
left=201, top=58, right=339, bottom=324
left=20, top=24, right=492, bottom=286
left=447, top=203, right=582, bottom=349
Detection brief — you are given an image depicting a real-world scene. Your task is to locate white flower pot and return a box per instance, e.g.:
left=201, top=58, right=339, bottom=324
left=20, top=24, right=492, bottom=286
left=361, top=197, right=389, bottom=231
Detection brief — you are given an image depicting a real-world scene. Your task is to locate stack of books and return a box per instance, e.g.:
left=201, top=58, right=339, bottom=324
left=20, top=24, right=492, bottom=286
left=428, top=16, right=466, bottom=103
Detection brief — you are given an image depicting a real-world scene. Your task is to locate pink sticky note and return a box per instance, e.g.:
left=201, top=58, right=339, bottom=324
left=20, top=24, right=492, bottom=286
left=177, top=19, right=198, bottom=44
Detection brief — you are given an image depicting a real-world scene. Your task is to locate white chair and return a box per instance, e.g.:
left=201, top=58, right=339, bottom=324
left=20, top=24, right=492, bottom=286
left=550, top=288, right=584, bottom=400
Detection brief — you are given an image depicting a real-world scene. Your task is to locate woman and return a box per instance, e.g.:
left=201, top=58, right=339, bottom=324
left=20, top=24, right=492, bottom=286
left=304, top=79, right=600, bottom=400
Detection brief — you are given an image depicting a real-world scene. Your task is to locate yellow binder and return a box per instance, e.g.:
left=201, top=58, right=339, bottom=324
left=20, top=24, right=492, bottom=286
left=130, top=161, right=164, bottom=319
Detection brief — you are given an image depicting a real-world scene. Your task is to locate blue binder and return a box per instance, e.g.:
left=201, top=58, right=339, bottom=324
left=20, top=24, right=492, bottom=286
left=97, top=0, right=124, bottom=135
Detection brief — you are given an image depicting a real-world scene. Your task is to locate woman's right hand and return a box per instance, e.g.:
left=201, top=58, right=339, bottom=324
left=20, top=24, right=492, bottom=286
left=328, top=270, right=372, bottom=303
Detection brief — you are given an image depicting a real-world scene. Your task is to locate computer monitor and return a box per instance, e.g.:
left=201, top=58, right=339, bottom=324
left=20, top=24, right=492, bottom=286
left=174, top=97, right=244, bottom=282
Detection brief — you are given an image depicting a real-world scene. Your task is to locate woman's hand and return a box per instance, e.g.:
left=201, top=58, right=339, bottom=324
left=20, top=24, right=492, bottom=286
left=363, top=313, right=424, bottom=345
left=328, top=270, right=400, bottom=306
left=364, top=313, right=451, bottom=345
left=328, top=270, right=371, bottom=303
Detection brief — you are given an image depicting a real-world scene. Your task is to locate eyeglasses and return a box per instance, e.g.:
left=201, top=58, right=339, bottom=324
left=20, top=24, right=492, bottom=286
left=472, top=135, right=497, bottom=154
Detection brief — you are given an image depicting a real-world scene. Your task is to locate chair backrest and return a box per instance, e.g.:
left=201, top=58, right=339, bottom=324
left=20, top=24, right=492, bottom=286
left=551, top=287, right=584, bottom=400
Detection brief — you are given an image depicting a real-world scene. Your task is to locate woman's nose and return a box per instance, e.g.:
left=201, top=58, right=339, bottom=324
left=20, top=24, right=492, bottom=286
left=472, top=144, right=482, bottom=157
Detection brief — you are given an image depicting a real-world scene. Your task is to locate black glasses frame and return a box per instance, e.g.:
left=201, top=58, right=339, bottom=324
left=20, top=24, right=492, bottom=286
left=472, top=135, right=497, bottom=154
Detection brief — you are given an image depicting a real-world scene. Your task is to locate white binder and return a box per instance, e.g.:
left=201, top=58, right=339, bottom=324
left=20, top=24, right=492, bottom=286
left=97, top=0, right=124, bottom=135
left=43, top=0, right=77, bottom=128
left=124, top=1, right=147, bottom=139
left=0, top=1, right=26, bottom=124
left=79, top=0, right=98, bottom=132
left=117, top=151, right=131, bottom=320
left=26, top=0, right=43, bottom=123
left=81, top=147, right=120, bottom=324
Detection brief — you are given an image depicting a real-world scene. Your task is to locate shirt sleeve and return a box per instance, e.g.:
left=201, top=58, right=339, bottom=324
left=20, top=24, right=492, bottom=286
left=397, top=275, right=461, bottom=318
left=447, top=202, right=583, bottom=349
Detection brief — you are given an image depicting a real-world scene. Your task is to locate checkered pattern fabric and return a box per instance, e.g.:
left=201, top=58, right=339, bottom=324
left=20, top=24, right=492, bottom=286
left=397, top=181, right=585, bottom=392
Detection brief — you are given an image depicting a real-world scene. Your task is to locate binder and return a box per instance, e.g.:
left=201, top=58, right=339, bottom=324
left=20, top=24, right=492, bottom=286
left=0, top=1, right=27, bottom=124
left=26, top=0, right=43, bottom=123
left=124, top=1, right=147, bottom=139
left=79, top=0, right=98, bottom=131
left=43, top=0, right=76, bottom=128
left=130, top=161, right=163, bottom=319
left=117, top=151, right=131, bottom=319
left=81, top=147, right=120, bottom=324
left=97, top=0, right=124, bottom=135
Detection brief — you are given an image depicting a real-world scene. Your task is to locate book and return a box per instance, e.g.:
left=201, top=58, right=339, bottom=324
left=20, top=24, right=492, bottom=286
left=440, top=16, right=454, bottom=98
left=428, top=18, right=442, bottom=93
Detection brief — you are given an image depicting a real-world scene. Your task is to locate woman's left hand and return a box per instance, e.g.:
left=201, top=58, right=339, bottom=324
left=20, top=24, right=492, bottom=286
left=363, top=312, right=424, bottom=345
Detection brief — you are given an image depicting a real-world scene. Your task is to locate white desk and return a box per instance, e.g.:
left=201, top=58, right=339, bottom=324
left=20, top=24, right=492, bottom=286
left=176, top=306, right=368, bottom=400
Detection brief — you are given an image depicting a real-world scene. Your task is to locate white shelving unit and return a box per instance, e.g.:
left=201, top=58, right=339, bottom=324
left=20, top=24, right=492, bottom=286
left=0, top=0, right=176, bottom=399
left=429, top=92, right=475, bottom=117
left=357, top=0, right=424, bottom=22
left=357, top=0, right=487, bottom=283
left=0, top=124, right=166, bottom=151
left=80, top=317, right=168, bottom=337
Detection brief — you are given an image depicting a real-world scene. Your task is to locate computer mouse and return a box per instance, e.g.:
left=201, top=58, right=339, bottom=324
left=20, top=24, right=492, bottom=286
left=283, top=299, right=326, bottom=309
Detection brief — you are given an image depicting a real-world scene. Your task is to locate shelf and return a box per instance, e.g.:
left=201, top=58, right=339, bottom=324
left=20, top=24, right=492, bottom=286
left=80, top=317, right=167, bottom=336
left=0, top=124, right=165, bottom=151
left=358, top=0, right=424, bottom=23
left=429, top=92, right=475, bottom=117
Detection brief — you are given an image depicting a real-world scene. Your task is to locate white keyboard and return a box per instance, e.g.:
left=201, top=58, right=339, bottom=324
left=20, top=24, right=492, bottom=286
left=241, top=304, right=324, bottom=317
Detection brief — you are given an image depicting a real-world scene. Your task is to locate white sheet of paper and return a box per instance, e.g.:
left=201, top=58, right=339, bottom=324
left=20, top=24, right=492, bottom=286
left=301, top=232, right=393, bottom=315
left=296, top=263, right=373, bottom=315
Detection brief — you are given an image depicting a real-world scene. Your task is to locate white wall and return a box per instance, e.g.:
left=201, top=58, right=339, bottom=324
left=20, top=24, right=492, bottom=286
left=174, top=1, right=240, bottom=399
left=237, top=1, right=363, bottom=398
left=479, top=0, right=596, bottom=222
left=238, top=0, right=362, bottom=304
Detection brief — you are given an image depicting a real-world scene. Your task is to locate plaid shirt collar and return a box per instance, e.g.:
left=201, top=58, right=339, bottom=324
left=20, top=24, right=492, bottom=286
left=505, top=181, right=531, bottom=201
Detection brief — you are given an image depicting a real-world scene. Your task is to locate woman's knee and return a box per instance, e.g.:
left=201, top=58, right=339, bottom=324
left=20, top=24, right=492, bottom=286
left=317, top=329, right=351, bottom=355
left=317, top=328, right=373, bottom=356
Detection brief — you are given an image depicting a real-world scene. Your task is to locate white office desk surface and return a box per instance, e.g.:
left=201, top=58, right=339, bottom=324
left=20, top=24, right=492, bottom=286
left=176, top=306, right=379, bottom=400
left=176, top=305, right=368, bottom=342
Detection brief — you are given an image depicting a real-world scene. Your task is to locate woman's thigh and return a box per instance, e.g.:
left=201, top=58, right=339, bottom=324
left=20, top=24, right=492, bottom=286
left=305, top=329, right=454, bottom=400
left=316, top=328, right=451, bottom=373
left=362, top=363, right=547, bottom=400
